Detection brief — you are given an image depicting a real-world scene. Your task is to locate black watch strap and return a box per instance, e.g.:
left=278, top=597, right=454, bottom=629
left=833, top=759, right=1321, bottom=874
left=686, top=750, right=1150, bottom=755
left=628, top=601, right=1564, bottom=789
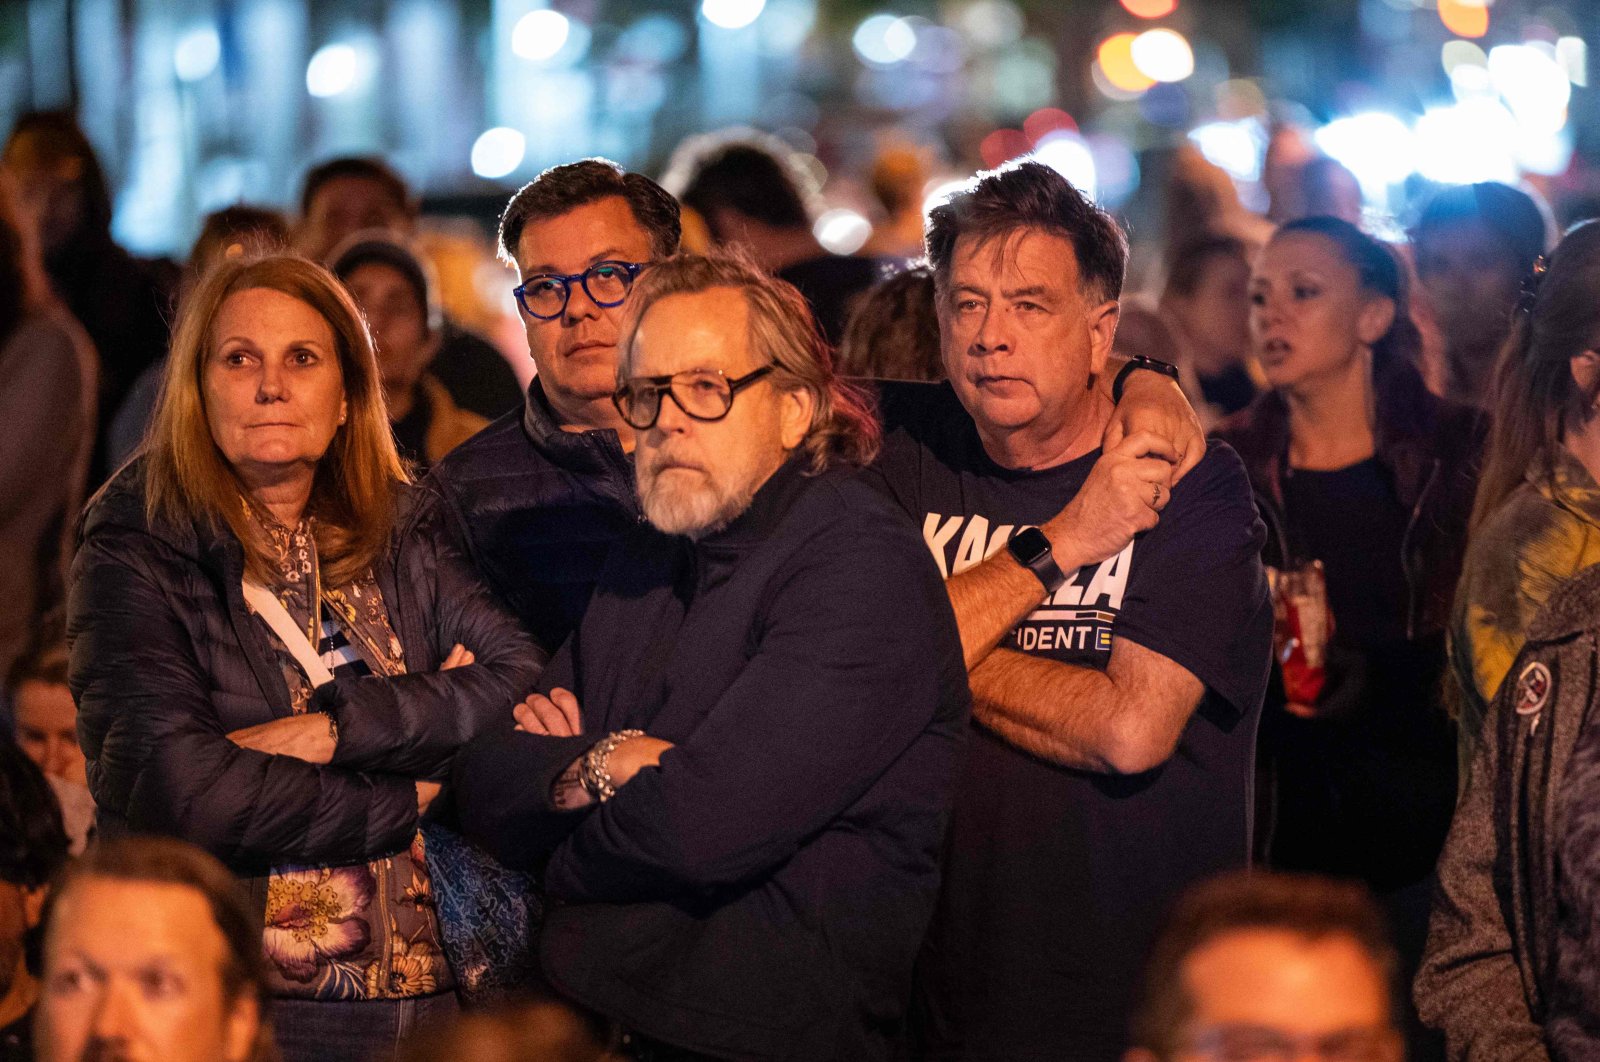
left=1112, top=355, right=1181, bottom=404
left=1006, top=527, right=1067, bottom=595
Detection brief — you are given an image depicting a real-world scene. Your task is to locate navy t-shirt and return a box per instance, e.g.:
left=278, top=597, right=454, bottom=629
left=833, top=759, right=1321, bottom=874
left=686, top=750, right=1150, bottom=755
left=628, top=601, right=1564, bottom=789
left=868, top=383, right=1273, bottom=1062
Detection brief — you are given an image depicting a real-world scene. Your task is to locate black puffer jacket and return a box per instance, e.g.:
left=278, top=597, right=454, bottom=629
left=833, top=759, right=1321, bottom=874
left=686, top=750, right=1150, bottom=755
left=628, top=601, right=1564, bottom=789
left=68, top=462, right=545, bottom=876
left=424, top=379, right=639, bottom=655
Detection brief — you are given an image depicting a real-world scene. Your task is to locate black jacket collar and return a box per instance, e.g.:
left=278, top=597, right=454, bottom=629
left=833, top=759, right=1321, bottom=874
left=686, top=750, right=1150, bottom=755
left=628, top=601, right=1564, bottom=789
left=520, top=379, right=631, bottom=476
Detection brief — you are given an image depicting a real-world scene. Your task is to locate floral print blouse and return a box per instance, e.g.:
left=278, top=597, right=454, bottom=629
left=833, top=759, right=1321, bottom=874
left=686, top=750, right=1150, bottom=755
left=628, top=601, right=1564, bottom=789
left=246, top=518, right=454, bottom=1001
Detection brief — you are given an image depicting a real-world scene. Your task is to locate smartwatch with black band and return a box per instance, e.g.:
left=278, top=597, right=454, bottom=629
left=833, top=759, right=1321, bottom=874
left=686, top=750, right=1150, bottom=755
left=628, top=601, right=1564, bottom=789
left=1006, top=527, right=1068, bottom=595
left=1111, top=355, right=1182, bottom=404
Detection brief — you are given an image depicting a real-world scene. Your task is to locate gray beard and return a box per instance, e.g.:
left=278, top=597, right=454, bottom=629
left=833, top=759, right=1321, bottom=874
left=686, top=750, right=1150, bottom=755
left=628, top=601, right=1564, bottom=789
left=639, top=473, right=757, bottom=540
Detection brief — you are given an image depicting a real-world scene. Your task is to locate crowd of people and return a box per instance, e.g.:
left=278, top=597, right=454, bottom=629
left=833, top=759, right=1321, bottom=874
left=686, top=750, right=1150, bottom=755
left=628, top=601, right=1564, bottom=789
left=0, top=104, right=1596, bottom=1062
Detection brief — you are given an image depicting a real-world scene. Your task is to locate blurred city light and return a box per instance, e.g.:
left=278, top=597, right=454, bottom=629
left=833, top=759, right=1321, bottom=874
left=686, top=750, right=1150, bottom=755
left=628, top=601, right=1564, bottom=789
left=854, top=15, right=918, bottom=66
left=1131, top=29, right=1195, bottom=83
left=1023, top=107, right=1077, bottom=144
left=815, top=208, right=872, bottom=254
left=617, top=15, right=691, bottom=65
left=1440, top=39, right=1487, bottom=76
left=306, top=44, right=358, bottom=97
left=1488, top=43, right=1571, bottom=135
left=1030, top=131, right=1098, bottom=201
left=173, top=26, right=221, bottom=83
left=1120, top=0, right=1178, bottom=18
left=512, top=10, right=571, bottom=62
left=979, top=128, right=1031, bottom=168
left=955, top=0, right=1022, bottom=49
left=1436, top=0, right=1489, bottom=39
left=470, top=127, right=526, bottom=179
left=1414, top=99, right=1519, bottom=184
left=1557, top=36, right=1588, bottom=87
left=1097, top=33, right=1156, bottom=94
left=1314, top=112, right=1415, bottom=202
left=1190, top=120, right=1264, bottom=182
left=702, top=0, right=768, bottom=31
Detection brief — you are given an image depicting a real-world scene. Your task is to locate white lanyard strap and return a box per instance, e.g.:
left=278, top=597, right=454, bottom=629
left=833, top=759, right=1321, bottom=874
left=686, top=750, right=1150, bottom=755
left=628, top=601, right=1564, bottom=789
left=242, top=577, right=335, bottom=688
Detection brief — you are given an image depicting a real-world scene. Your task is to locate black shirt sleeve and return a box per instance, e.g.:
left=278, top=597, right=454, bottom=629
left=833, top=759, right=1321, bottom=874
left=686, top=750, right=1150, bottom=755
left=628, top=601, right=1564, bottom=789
left=1110, top=442, right=1273, bottom=718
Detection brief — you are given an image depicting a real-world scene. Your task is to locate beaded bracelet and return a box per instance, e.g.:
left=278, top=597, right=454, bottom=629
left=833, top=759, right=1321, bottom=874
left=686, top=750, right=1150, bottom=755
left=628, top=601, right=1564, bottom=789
left=580, top=729, right=646, bottom=803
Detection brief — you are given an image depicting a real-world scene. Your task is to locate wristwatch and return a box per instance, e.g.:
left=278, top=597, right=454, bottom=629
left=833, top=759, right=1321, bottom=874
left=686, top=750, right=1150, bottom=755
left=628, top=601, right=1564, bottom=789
left=1006, top=527, right=1068, bottom=595
left=1111, top=355, right=1181, bottom=404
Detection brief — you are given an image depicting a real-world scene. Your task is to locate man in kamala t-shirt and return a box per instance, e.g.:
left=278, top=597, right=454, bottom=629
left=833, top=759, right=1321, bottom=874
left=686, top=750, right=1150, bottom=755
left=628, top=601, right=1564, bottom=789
left=869, top=162, right=1273, bottom=1062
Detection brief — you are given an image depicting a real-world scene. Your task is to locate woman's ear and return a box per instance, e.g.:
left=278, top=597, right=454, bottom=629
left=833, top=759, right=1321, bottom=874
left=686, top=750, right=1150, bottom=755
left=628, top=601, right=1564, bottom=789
left=1570, top=349, right=1600, bottom=396
left=1356, top=295, right=1396, bottom=348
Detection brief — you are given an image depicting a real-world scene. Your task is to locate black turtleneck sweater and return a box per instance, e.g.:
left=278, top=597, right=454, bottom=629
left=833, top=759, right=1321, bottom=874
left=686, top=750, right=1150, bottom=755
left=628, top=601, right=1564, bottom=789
left=453, top=457, right=971, bottom=1061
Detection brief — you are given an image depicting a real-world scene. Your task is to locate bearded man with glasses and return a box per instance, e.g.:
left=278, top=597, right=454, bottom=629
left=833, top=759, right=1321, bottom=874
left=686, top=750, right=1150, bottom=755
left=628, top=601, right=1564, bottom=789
left=453, top=253, right=972, bottom=1061
left=425, top=157, right=1207, bottom=659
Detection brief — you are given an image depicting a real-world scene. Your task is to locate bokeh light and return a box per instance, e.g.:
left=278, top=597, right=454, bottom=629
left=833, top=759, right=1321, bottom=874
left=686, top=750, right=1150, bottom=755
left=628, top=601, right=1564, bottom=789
left=512, top=10, right=571, bottom=62
left=854, top=15, right=918, bottom=66
left=173, top=26, right=221, bottom=83
left=1414, top=99, right=1519, bottom=184
left=1131, top=28, right=1195, bottom=83
left=1023, top=107, right=1077, bottom=145
left=1440, top=39, right=1487, bottom=76
left=470, top=127, right=526, bottom=179
left=1436, top=0, right=1488, bottom=40
left=306, top=44, right=358, bottom=98
left=1120, top=0, right=1178, bottom=18
left=1097, top=33, right=1156, bottom=94
left=1489, top=43, right=1571, bottom=135
left=1557, top=36, right=1588, bottom=87
left=1314, top=112, right=1416, bottom=200
left=1030, top=131, right=1097, bottom=200
left=701, top=0, right=767, bottom=31
left=979, top=128, right=1031, bottom=169
left=1189, top=119, right=1264, bottom=182
left=814, top=209, right=872, bottom=255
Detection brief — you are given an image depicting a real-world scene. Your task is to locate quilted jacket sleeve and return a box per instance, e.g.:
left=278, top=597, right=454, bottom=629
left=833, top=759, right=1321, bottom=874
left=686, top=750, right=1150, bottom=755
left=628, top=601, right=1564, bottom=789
left=319, top=508, right=547, bottom=780
left=69, top=527, right=420, bottom=876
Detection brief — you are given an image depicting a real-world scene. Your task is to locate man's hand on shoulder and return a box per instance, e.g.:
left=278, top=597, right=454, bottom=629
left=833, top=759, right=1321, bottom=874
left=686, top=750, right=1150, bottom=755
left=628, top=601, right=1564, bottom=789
left=1044, top=431, right=1174, bottom=569
left=1103, top=365, right=1205, bottom=484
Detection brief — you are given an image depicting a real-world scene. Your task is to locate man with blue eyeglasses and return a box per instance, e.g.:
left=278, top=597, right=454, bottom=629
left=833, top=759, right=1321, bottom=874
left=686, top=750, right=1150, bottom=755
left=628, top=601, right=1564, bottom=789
left=427, top=157, right=1207, bottom=658
left=423, top=159, right=679, bottom=652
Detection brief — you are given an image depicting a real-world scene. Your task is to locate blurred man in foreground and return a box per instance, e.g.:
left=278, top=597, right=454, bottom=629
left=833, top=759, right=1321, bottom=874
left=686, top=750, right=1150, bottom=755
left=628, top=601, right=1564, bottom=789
left=1126, top=871, right=1403, bottom=1062
left=35, top=838, right=274, bottom=1062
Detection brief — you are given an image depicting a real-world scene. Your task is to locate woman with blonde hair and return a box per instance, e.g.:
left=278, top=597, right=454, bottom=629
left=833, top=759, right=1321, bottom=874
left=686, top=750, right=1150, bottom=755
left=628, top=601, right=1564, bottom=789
left=67, top=254, right=543, bottom=1062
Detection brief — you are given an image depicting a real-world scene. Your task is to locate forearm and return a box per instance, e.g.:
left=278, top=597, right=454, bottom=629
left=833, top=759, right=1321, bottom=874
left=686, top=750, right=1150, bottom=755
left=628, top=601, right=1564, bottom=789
left=946, top=533, right=1095, bottom=670
left=970, top=645, right=1193, bottom=774
left=969, top=648, right=1131, bottom=771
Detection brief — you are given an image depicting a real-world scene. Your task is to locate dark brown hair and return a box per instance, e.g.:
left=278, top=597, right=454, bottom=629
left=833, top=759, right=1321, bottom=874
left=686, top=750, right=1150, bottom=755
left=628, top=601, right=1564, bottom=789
left=926, top=160, right=1128, bottom=303
left=618, top=252, right=881, bottom=472
left=1163, top=235, right=1249, bottom=300
left=1130, top=871, right=1397, bottom=1057
left=1471, top=219, right=1600, bottom=531
left=43, top=836, right=278, bottom=1061
left=837, top=265, right=943, bottom=382
left=1275, top=216, right=1422, bottom=377
left=498, top=158, right=680, bottom=265
left=666, top=132, right=814, bottom=235
left=298, top=156, right=413, bottom=219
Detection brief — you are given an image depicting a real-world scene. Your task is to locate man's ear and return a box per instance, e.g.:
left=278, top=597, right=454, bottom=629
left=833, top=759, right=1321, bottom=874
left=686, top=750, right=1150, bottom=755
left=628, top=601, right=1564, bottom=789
left=779, top=386, right=816, bottom=452
left=222, top=993, right=262, bottom=1062
left=1357, top=295, right=1396, bottom=348
left=22, top=884, right=47, bottom=930
left=1087, top=299, right=1121, bottom=378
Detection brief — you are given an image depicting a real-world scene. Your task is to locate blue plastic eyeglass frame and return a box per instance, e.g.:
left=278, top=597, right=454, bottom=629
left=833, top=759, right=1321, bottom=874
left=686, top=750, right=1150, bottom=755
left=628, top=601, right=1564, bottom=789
left=513, top=260, right=647, bottom=320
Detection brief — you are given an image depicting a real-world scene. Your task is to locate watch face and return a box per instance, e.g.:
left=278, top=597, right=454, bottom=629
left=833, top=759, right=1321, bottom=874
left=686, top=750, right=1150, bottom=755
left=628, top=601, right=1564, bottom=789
left=1008, top=527, right=1051, bottom=565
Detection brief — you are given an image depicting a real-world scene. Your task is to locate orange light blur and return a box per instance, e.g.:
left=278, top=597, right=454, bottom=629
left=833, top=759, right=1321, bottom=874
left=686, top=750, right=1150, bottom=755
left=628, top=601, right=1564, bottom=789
left=1120, top=0, right=1178, bottom=17
left=1097, top=33, right=1157, bottom=93
left=1437, top=0, right=1489, bottom=39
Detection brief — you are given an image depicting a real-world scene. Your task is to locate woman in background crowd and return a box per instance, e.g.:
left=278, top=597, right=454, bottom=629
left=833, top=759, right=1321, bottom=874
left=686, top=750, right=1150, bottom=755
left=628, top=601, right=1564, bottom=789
left=0, top=173, right=96, bottom=700
left=331, top=233, right=487, bottom=471
left=68, top=254, right=542, bottom=1062
left=1215, top=216, right=1481, bottom=1058
left=1413, top=181, right=1549, bottom=411
left=1160, top=234, right=1261, bottom=423
left=1451, top=220, right=1600, bottom=772
left=5, top=640, right=91, bottom=852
